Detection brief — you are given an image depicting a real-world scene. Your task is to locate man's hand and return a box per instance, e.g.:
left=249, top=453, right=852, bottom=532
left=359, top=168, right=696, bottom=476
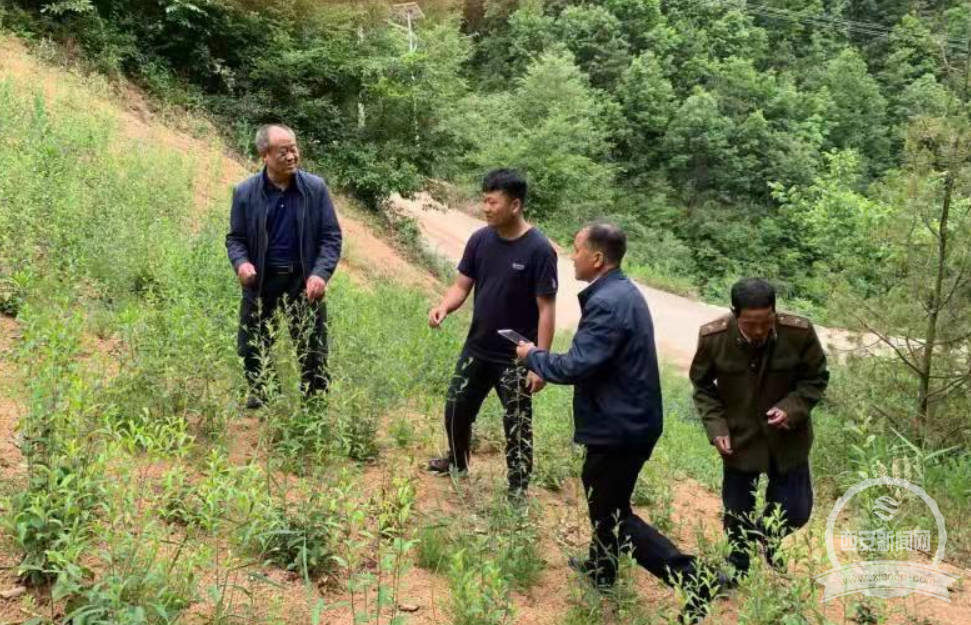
left=526, top=371, right=546, bottom=394
left=766, top=407, right=791, bottom=430
left=305, top=275, right=327, bottom=301
left=515, top=340, right=536, bottom=362
left=714, top=435, right=733, bottom=456
left=428, top=305, right=448, bottom=328
left=237, top=262, right=257, bottom=287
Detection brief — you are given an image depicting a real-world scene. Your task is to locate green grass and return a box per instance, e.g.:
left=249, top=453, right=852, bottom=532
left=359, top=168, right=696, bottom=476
left=0, top=69, right=467, bottom=622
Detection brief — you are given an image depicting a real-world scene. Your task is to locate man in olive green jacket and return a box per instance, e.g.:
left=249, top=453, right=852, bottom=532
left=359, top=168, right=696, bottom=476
left=689, top=278, right=829, bottom=578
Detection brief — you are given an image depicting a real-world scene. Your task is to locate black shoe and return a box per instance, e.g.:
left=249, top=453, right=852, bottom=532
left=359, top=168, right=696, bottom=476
left=245, top=394, right=264, bottom=410
left=725, top=555, right=750, bottom=586
left=427, top=457, right=467, bottom=476
left=427, top=457, right=451, bottom=473
left=301, top=380, right=329, bottom=401
left=719, top=563, right=742, bottom=590
left=678, top=570, right=729, bottom=624
left=568, top=557, right=588, bottom=575
left=568, top=557, right=614, bottom=591
left=679, top=603, right=708, bottom=625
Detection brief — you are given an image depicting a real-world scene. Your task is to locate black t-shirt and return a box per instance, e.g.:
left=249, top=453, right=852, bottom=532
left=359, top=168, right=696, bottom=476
left=458, top=226, right=558, bottom=364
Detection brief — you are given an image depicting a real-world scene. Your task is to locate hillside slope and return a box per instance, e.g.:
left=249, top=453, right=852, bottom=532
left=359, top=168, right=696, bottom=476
left=0, top=37, right=438, bottom=294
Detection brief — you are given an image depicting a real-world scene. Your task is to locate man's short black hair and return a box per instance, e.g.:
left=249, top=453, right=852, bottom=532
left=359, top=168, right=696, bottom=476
left=582, top=221, right=627, bottom=266
left=482, top=169, right=527, bottom=205
left=730, top=278, right=776, bottom=314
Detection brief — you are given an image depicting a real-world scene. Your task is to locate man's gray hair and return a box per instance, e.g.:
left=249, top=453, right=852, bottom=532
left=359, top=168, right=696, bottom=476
left=254, top=123, right=296, bottom=155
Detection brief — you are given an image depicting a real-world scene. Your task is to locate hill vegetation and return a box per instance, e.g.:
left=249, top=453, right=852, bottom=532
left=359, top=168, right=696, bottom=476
left=0, top=2, right=969, bottom=624
left=4, top=0, right=969, bottom=306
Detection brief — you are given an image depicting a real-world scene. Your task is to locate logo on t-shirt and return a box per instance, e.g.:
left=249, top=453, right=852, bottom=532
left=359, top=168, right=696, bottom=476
left=511, top=262, right=525, bottom=271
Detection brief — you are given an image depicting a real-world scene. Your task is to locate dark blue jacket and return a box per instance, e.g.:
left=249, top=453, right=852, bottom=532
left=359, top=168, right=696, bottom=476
left=225, top=169, right=342, bottom=289
left=525, top=269, right=663, bottom=449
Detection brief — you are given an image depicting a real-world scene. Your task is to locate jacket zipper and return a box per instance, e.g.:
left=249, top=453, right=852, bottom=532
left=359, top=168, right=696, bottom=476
left=258, top=186, right=269, bottom=293
left=297, top=174, right=306, bottom=279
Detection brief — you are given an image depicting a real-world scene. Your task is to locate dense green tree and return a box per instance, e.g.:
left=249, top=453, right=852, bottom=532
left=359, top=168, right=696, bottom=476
left=880, top=14, right=945, bottom=121
left=469, top=0, right=555, bottom=90
left=451, top=50, right=614, bottom=220
left=661, top=88, right=736, bottom=203
left=816, top=48, right=891, bottom=174
left=662, top=2, right=769, bottom=88
left=596, top=0, right=662, bottom=52
left=773, top=150, right=893, bottom=301
left=614, top=51, right=675, bottom=184
left=552, top=4, right=630, bottom=89
left=831, top=114, right=971, bottom=448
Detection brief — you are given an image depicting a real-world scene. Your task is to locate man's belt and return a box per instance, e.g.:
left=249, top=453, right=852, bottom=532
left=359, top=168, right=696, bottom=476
left=266, top=263, right=300, bottom=275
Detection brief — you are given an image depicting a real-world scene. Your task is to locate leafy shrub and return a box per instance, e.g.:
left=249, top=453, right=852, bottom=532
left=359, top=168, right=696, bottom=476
left=416, top=522, right=453, bottom=573
left=447, top=548, right=514, bottom=625
left=0, top=269, right=30, bottom=317
left=243, top=496, right=340, bottom=580
left=6, top=460, right=103, bottom=586
left=56, top=527, right=198, bottom=625
left=487, top=501, right=544, bottom=590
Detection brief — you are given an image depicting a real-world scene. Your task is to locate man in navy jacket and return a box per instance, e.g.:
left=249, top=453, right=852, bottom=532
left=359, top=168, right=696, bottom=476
left=226, top=124, right=342, bottom=407
left=516, top=222, right=722, bottom=624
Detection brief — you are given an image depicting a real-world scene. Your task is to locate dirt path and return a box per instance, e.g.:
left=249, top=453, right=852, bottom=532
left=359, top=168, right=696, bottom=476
left=393, top=193, right=881, bottom=370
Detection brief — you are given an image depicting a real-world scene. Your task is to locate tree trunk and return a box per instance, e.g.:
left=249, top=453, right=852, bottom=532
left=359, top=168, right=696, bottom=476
left=916, top=169, right=953, bottom=439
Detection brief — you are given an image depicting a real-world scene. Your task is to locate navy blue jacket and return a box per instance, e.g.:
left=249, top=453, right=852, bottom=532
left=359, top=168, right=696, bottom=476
left=525, top=269, right=663, bottom=449
left=226, top=169, right=342, bottom=289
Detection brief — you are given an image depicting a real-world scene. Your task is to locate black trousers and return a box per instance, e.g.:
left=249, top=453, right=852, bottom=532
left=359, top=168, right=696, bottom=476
left=443, top=351, right=532, bottom=491
left=237, top=269, right=329, bottom=398
left=721, top=459, right=813, bottom=573
left=582, top=447, right=697, bottom=587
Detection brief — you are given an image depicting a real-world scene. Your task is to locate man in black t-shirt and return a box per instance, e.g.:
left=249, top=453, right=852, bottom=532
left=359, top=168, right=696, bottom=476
left=427, top=169, right=558, bottom=497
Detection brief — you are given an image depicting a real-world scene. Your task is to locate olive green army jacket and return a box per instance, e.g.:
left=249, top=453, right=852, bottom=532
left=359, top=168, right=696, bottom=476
left=689, top=313, right=829, bottom=473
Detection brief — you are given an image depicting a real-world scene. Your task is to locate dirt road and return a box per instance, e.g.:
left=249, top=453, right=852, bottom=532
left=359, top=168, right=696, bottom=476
left=393, top=193, right=875, bottom=370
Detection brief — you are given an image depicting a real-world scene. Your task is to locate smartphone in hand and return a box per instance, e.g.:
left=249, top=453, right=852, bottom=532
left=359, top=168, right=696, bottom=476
left=497, top=329, right=530, bottom=345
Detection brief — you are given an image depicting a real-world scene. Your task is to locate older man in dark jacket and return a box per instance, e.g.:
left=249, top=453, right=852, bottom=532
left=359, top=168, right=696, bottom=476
left=517, top=222, right=723, bottom=624
left=690, top=278, right=828, bottom=579
left=226, top=124, right=342, bottom=407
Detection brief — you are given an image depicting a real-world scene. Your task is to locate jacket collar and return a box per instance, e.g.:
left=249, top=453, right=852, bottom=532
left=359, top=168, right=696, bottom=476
left=578, top=267, right=624, bottom=306
left=259, top=167, right=304, bottom=196
left=728, top=313, right=777, bottom=351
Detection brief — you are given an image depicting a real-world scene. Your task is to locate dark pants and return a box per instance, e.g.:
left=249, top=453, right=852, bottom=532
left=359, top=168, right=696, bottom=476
left=581, top=447, right=697, bottom=587
left=722, top=459, right=813, bottom=573
left=443, top=351, right=532, bottom=492
left=237, top=268, right=329, bottom=398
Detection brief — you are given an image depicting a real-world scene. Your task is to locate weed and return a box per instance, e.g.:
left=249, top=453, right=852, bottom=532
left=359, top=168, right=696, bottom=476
left=246, top=495, right=340, bottom=580
left=416, top=522, right=454, bottom=573
left=631, top=469, right=674, bottom=534
left=447, top=547, right=514, bottom=625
